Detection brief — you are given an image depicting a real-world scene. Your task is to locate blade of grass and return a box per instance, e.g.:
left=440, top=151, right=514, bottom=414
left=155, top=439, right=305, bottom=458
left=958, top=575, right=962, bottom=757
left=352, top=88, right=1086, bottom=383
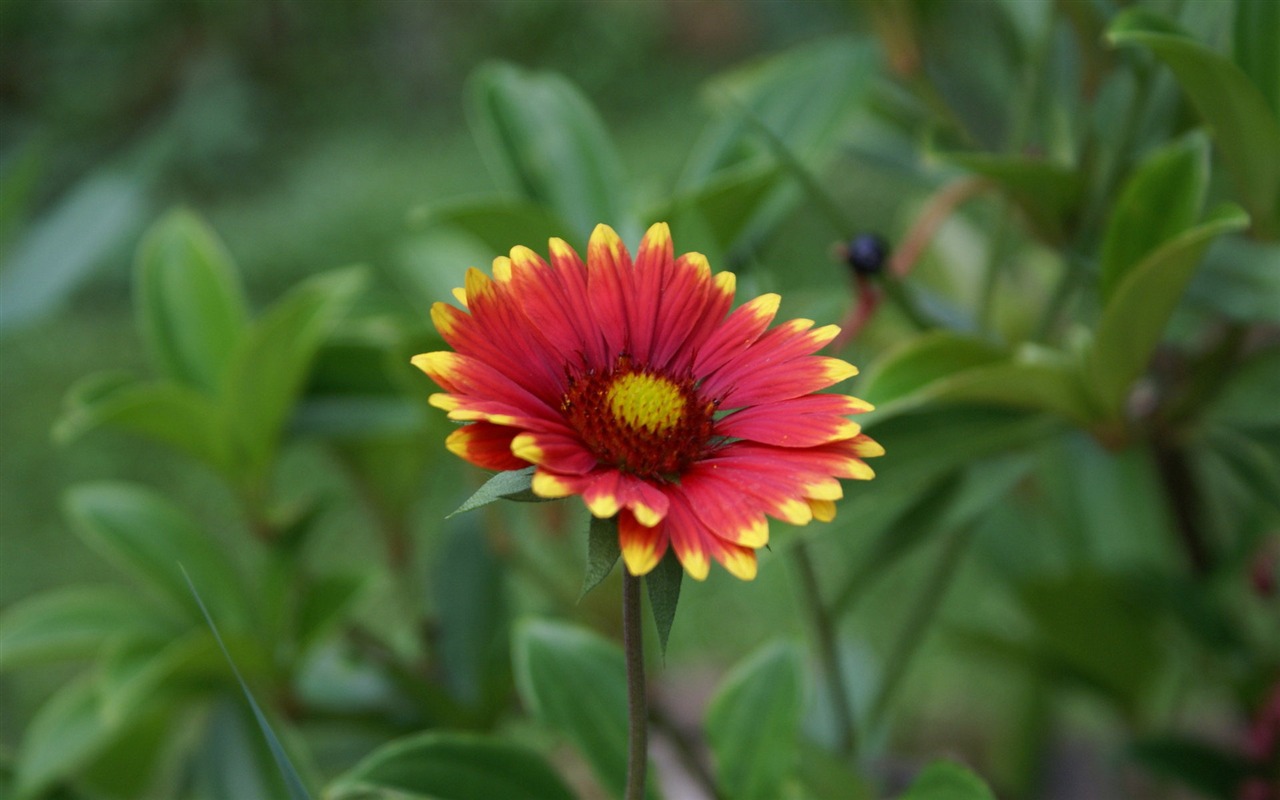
left=181, top=565, right=313, bottom=800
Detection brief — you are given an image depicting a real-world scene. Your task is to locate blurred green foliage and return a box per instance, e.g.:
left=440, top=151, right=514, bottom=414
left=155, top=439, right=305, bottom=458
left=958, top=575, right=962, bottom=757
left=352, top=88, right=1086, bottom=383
left=2, top=1, right=1278, bottom=799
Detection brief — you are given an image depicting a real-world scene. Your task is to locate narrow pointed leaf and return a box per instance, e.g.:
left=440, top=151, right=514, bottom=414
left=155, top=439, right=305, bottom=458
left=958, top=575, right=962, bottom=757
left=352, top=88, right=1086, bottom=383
left=580, top=514, right=620, bottom=598
left=448, top=466, right=537, bottom=517
left=644, top=550, right=682, bottom=657
left=183, top=568, right=313, bottom=800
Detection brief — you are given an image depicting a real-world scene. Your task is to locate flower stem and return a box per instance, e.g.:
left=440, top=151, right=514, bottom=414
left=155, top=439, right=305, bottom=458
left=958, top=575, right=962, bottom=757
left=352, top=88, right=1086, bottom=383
left=623, top=568, right=649, bottom=800
left=792, top=541, right=858, bottom=757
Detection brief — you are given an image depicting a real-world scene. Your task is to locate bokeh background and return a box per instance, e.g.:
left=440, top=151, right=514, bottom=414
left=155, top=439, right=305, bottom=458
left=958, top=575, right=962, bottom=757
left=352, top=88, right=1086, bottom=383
left=2, top=2, right=1277, bottom=799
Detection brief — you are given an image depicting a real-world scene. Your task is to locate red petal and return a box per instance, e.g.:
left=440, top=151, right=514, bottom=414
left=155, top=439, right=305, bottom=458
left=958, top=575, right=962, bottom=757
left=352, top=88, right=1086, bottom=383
left=586, top=224, right=634, bottom=358
left=716, top=394, right=868, bottom=447
left=693, top=293, right=780, bottom=377
left=510, top=431, right=600, bottom=475
left=445, top=422, right=526, bottom=471
left=619, top=510, right=668, bottom=576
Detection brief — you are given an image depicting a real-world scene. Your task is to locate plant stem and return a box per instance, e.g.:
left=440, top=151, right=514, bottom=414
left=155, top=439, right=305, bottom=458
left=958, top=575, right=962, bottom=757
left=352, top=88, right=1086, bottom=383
left=623, top=569, right=649, bottom=800
left=867, top=523, right=974, bottom=730
left=792, top=541, right=858, bottom=757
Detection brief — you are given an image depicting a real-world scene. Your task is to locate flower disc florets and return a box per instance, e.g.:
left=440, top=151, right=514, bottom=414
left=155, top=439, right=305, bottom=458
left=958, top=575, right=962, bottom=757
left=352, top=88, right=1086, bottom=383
left=413, top=222, right=883, bottom=581
left=563, top=355, right=717, bottom=479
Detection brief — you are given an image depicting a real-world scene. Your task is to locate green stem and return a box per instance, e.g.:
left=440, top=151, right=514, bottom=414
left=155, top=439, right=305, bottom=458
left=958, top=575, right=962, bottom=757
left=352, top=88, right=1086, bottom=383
left=623, top=569, right=649, bottom=800
left=792, top=541, right=858, bottom=757
left=866, top=523, right=974, bottom=730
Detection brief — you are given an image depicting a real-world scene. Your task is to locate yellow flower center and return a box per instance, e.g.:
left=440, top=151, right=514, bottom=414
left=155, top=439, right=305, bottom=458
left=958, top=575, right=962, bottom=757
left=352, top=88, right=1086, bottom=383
left=606, top=372, right=686, bottom=434
left=561, top=356, right=717, bottom=478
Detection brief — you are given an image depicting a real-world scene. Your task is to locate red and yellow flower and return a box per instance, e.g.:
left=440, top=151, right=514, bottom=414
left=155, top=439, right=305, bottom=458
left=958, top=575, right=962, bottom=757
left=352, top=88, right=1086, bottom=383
left=413, top=223, right=882, bottom=581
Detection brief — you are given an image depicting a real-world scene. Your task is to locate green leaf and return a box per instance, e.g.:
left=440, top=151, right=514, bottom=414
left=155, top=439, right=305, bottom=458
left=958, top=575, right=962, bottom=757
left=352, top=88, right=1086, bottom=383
left=97, top=630, right=252, bottom=723
left=1109, top=9, right=1280, bottom=238
left=1234, top=0, right=1280, bottom=118
left=859, top=333, right=1093, bottom=425
left=297, top=574, right=367, bottom=653
left=77, top=700, right=176, bottom=799
left=1017, top=570, right=1164, bottom=707
left=936, top=151, right=1082, bottom=242
left=704, top=643, right=804, bottom=800
left=1206, top=345, right=1280, bottom=429
left=899, top=761, right=996, bottom=800
left=829, top=409, right=1060, bottom=554
left=433, top=519, right=508, bottom=708
left=223, top=267, right=366, bottom=476
left=0, top=585, right=177, bottom=670
left=63, top=482, right=249, bottom=629
left=1087, top=204, right=1250, bottom=417
left=0, top=168, right=148, bottom=333
left=14, top=675, right=128, bottom=798
left=191, top=699, right=301, bottom=800
left=1189, top=234, right=1280, bottom=322
left=647, top=163, right=783, bottom=264
left=644, top=550, right=682, bottom=658
left=419, top=198, right=571, bottom=255
left=135, top=209, right=248, bottom=391
left=580, top=513, right=621, bottom=598
left=859, top=332, right=1007, bottom=405
left=512, top=620, right=657, bottom=800
left=54, top=377, right=234, bottom=473
left=184, top=568, right=314, bottom=800
left=1099, top=135, right=1208, bottom=301
left=324, top=731, right=576, bottom=800
left=449, top=467, right=542, bottom=517
left=831, top=473, right=964, bottom=617
left=466, top=63, right=632, bottom=242
left=682, top=37, right=872, bottom=186
left=795, top=745, right=876, bottom=800
left=1128, top=735, right=1256, bottom=799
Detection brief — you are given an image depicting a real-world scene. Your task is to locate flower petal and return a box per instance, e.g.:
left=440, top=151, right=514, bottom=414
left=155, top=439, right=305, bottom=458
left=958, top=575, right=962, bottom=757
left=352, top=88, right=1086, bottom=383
left=717, top=394, right=869, bottom=447
left=619, top=510, right=667, bottom=577
left=702, top=319, right=846, bottom=405
left=677, top=474, right=770, bottom=548
left=693, top=293, right=780, bottom=377
left=586, top=224, right=634, bottom=358
left=662, top=493, right=711, bottom=581
left=628, top=222, right=674, bottom=363
left=445, top=422, right=527, bottom=471
left=510, top=431, right=599, bottom=475
left=505, top=241, right=607, bottom=367
left=577, top=469, right=671, bottom=525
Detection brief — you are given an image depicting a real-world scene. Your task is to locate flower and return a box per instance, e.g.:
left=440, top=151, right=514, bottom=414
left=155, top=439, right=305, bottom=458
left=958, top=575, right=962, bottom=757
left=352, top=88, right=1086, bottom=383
left=413, top=223, right=882, bottom=581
